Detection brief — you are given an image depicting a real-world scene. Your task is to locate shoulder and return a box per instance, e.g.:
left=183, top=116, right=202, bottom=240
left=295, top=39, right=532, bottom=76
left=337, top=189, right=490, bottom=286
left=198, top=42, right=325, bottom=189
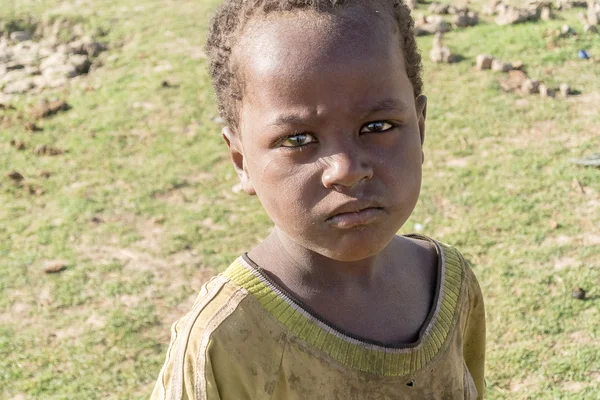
left=151, top=262, right=273, bottom=400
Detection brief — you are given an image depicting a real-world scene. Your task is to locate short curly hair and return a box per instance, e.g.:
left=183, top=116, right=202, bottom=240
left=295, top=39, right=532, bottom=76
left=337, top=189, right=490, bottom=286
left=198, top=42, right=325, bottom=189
left=205, top=0, right=423, bottom=129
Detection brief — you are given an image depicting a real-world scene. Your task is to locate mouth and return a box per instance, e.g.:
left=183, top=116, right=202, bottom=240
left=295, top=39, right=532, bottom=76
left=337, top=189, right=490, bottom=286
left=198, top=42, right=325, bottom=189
left=326, top=202, right=385, bottom=229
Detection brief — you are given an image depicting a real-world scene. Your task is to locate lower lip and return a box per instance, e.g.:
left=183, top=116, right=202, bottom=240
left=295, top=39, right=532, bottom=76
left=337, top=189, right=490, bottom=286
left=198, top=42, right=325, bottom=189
left=327, top=208, right=384, bottom=229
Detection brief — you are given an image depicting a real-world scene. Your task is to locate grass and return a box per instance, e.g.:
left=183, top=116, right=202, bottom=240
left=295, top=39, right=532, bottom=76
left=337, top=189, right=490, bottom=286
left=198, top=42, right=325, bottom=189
left=1, top=0, right=599, bottom=398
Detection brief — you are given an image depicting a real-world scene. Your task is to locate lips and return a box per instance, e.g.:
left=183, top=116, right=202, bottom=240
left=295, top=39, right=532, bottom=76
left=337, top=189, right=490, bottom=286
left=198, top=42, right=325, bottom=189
left=326, top=200, right=385, bottom=229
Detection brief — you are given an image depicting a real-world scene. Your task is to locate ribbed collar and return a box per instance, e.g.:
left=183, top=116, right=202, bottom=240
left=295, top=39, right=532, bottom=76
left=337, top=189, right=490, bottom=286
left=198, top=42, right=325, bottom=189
left=222, top=236, right=464, bottom=376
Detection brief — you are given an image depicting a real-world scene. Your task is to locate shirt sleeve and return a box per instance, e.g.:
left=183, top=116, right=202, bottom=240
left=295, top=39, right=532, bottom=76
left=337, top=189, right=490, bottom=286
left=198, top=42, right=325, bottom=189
left=462, top=264, right=486, bottom=400
left=150, top=278, right=226, bottom=400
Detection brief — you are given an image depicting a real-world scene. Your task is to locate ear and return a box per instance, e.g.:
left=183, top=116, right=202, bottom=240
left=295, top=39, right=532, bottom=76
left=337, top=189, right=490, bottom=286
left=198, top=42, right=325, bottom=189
left=415, top=95, right=427, bottom=164
left=222, top=127, right=256, bottom=195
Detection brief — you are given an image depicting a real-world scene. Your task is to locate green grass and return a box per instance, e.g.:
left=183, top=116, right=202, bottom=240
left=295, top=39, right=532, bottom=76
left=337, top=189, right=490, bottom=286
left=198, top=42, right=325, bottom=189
left=1, top=0, right=599, bottom=398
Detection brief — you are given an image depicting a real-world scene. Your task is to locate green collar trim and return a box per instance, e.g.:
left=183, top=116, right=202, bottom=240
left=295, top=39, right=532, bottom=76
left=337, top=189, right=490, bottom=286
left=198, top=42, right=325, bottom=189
left=222, top=238, right=464, bottom=376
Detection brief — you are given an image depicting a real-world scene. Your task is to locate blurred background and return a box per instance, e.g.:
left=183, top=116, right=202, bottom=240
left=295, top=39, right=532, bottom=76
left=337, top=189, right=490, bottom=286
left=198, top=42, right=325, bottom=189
left=1, top=0, right=599, bottom=398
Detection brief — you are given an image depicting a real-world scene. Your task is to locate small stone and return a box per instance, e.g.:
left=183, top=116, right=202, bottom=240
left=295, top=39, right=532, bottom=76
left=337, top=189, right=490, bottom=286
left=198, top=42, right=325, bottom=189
left=500, top=70, right=528, bottom=92
left=430, top=32, right=458, bottom=63
left=24, top=121, right=41, bottom=132
left=491, top=59, right=513, bottom=72
left=7, top=170, right=24, bottom=182
left=559, top=83, right=571, bottom=97
left=454, top=11, right=479, bottom=27
left=429, top=2, right=451, bottom=14
left=539, top=84, right=556, bottom=98
left=540, top=6, right=553, bottom=20
left=584, top=24, right=598, bottom=33
left=521, top=79, right=541, bottom=94
left=9, top=31, right=32, bottom=42
left=571, top=287, right=586, bottom=300
left=34, top=144, right=64, bottom=156
left=40, top=170, right=51, bottom=178
left=560, top=24, right=575, bottom=36
left=415, top=16, right=452, bottom=35
left=44, top=260, right=67, bottom=274
left=10, top=139, right=26, bottom=150
left=3, top=78, right=35, bottom=94
left=476, top=54, right=494, bottom=70
left=68, top=54, right=91, bottom=74
left=511, top=61, right=525, bottom=70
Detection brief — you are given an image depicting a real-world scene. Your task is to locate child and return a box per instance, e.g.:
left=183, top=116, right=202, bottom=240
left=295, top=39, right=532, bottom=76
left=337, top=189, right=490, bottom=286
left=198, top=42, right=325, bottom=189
left=152, top=0, right=486, bottom=399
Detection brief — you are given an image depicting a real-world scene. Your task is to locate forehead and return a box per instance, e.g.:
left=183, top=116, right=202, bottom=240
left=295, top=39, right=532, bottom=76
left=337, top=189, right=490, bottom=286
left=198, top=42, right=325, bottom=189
left=234, top=7, right=411, bottom=124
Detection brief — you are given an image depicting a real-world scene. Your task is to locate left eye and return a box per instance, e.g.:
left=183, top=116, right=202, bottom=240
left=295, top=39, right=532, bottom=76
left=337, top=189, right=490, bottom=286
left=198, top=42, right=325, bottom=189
left=280, top=133, right=317, bottom=147
left=360, top=121, right=394, bottom=134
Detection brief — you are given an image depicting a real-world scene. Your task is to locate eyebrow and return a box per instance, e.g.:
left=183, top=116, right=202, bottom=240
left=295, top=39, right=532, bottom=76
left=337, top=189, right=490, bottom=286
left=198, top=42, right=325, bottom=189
left=267, top=98, right=410, bottom=127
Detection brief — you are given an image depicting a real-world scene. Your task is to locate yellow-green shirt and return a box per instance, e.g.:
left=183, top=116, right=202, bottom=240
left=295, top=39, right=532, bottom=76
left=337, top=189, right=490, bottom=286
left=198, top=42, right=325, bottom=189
left=151, top=237, right=486, bottom=399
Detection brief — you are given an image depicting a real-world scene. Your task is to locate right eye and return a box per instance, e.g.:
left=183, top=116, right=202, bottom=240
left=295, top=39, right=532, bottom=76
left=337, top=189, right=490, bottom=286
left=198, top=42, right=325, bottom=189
left=280, top=133, right=317, bottom=148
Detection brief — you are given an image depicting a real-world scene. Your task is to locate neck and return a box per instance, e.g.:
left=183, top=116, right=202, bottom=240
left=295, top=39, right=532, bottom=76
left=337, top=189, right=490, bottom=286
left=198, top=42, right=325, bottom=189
left=252, top=227, right=392, bottom=291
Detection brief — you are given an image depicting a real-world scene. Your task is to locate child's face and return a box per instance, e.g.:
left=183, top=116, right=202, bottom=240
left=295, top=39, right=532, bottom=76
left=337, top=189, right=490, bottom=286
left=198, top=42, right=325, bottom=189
left=226, top=9, right=426, bottom=261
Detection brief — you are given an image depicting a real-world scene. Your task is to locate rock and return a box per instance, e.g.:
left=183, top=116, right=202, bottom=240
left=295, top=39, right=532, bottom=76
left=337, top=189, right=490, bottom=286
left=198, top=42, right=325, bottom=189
left=491, top=59, right=513, bottom=72
left=9, top=31, right=32, bottom=42
left=454, top=11, right=479, bottom=27
left=584, top=24, right=599, bottom=33
left=540, top=6, right=554, bottom=20
left=511, top=60, right=525, bottom=70
left=10, top=139, right=26, bottom=150
left=571, top=287, right=585, bottom=300
left=24, top=121, right=41, bottom=131
left=31, top=99, right=70, bottom=119
left=588, top=10, right=600, bottom=25
left=34, top=144, right=64, bottom=156
left=559, top=83, right=571, bottom=97
left=3, top=78, right=35, bottom=94
left=555, top=0, right=587, bottom=9
left=40, top=52, right=68, bottom=70
left=570, top=153, right=600, bottom=167
left=69, top=54, right=91, bottom=74
left=430, top=32, right=458, bottom=63
left=0, top=69, right=29, bottom=86
left=476, top=54, right=494, bottom=70
left=7, top=170, right=24, bottom=182
left=44, top=260, right=67, bottom=274
left=429, top=2, right=451, bottom=14
left=495, top=5, right=540, bottom=25
left=83, top=41, right=106, bottom=57
left=560, top=24, right=576, bottom=36
left=500, top=70, right=528, bottom=92
left=415, top=15, right=451, bottom=35
left=521, top=79, right=541, bottom=94
left=539, top=84, right=556, bottom=98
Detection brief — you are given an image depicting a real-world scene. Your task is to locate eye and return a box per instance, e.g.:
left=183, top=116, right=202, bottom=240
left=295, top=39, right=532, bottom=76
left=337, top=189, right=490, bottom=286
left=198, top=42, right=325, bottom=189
left=280, top=133, right=317, bottom=148
left=360, top=121, right=395, bottom=134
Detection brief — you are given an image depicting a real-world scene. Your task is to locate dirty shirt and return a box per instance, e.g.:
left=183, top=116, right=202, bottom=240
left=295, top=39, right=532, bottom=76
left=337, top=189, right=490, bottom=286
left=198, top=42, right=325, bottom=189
left=151, top=237, right=486, bottom=400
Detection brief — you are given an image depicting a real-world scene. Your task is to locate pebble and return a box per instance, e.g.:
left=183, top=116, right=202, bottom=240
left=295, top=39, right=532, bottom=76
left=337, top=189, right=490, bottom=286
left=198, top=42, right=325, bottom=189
left=476, top=54, right=494, bottom=70
left=9, top=31, right=32, bottom=42
left=491, top=59, right=513, bottom=72
left=571, top=287, right=586, bottom=300
left=559, top=83, right=571, bottom=97
left=539, top=84, right=556, bottom=98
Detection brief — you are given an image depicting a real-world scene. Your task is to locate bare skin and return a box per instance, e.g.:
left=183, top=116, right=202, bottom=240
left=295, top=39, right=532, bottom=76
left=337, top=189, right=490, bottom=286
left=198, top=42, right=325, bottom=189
left=224, top=5, right=437, bottom=345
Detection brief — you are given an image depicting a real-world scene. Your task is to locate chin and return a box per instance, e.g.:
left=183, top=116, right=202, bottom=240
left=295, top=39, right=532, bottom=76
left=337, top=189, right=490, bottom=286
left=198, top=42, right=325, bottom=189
left=309, top=229, right=396, bottom=262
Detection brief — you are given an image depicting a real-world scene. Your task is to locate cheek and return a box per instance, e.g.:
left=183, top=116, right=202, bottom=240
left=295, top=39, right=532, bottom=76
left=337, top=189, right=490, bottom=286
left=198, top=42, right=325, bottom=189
left=249, top=154, right=322, bottom=226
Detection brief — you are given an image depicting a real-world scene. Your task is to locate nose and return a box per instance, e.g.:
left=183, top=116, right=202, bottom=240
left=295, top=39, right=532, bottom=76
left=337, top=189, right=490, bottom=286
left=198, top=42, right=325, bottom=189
left=321, top=149, right=374, bottom=190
